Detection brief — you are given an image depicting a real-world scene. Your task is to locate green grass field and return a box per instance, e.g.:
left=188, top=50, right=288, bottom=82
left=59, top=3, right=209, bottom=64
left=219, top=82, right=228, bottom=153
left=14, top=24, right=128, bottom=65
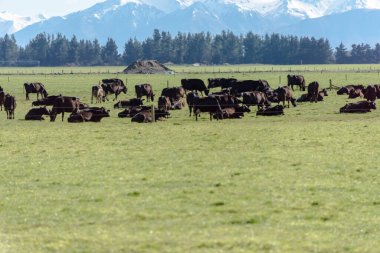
left=0, top=65, right=379, bottom=253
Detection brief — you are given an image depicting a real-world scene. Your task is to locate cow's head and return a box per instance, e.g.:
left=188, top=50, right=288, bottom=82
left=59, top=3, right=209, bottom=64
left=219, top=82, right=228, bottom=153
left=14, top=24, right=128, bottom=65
left=49, top=113, right=57, bottom=122
left=370, top=101, right=376, bottom=110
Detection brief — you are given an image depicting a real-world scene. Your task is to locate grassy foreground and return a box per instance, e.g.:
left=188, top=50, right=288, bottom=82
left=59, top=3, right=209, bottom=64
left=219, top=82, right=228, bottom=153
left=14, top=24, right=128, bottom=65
left=0, top=65, right=380, bottom=253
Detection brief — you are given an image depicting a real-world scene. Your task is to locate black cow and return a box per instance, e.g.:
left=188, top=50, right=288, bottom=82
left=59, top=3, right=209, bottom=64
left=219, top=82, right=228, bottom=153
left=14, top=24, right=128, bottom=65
left=135, top=83, right=155, bottom=102
left=50, top=96, right=80, bottom=122
left=24, top=82, right=48, bottom=100
left=32, top=95, right=61, bottom=106
left=0, top=91, right=4, bottom=111
left=340, top=101, right=376, bottom=113
left=256, top=105, right=285, bottom=116
left=186, top=91, right=199, bottom=116
left=242, top=91, right=270, bottom=109
left=25, top=107, right=50, bottom=120
left=101, top=78, right=127, bottom=101
left=287, top=75, right=305, bottom=91
left=207, top=78, right=237, bottom=89
left=4, top=94, right=16, bottom=119
left=181, top=79, right=209, bottom=96
left=337, top=85, right=364, bottom=95
left=307, top=81, right=320, bottom=103
left=68, top=107, right=110, bottom=123
left=113, top=98, right=144, bottom=109
left=192, top=96, right=223, bottom=121
left=213, top=105, right=251, bottom=119
left=230, top=80, right=270, bottom=95
left=364, top=85, right=377, bottom=102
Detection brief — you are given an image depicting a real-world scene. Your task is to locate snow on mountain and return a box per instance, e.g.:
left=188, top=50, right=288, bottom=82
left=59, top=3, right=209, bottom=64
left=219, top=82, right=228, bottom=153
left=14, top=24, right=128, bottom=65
left=0, top=11, right=46, bottom=35
left=10, top=0, right=380, bottom=47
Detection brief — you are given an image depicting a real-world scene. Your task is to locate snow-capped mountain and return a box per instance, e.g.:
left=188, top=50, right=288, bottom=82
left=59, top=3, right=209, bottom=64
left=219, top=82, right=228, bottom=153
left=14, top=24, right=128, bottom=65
left=11, top=0, right=380, bottom=47
left=0, top=11, right=46, bottom=35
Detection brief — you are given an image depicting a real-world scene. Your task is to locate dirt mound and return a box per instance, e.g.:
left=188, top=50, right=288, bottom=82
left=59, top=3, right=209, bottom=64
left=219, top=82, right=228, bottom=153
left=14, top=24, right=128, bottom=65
left=123, top=60, right=174, bottom=74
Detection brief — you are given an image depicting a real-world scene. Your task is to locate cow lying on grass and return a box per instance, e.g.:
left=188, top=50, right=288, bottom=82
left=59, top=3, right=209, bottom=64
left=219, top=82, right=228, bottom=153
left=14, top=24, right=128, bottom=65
left=256, top=105, right=285, bottom=116
left=25, top=107, right=50, bottom=120
left=339, top=101, right=376, bottom=113
left=68, top=107, right=110, bottom=123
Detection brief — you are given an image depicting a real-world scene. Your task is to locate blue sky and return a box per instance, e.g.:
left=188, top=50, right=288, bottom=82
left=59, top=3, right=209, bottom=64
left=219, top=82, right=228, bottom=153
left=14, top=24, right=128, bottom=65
left=0, top=0, right=106, bottom=16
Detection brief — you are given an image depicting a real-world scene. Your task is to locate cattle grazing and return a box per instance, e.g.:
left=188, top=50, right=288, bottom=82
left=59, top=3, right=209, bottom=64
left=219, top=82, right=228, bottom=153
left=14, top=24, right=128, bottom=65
left=4, top=94, right=16, bottom=119
left=91, top=84, right=107, bottom=104
left=113, top=98, right=144, bottom=109
left=340, top=101, right=376, bottom=113
left=158, top=96, right=171, bottom=112
left=0, top=91, right=4, bottom=111
left=101, top=78, right=127, bottom=101
left=274, top=86, right=297, bottom=107
left=135, top=83, right=155, bottom=102
left=242, top=91, right=270, bottom=109
left=207, top=78, right=237, bottom=89
left=131, top=109, right=170, bottom=123
left=192, top=96, right=223, bottom=121
left=68, top=107, right=110, bottom=123
left=25, top=107, right=50, bottom=120
left=307, top=81, right=320, bottom=102
left=186, top=91, right=199, bottom=116
left=24, top=82, right=48, bottom=100
left=287, top=75, right=306, bottom=91
left=348, top=89, right=364, bottom=99
left=256, top=105, right=285, bottom=116
left=364, top=85, right=377, bottom=101
left=50, top=96, right=81, bottom=122
left=181, top=79, right=209, bottom=96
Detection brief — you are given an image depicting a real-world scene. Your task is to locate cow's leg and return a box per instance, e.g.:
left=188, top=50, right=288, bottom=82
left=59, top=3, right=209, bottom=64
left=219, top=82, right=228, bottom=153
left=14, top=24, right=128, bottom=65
left=62, top=112, right=64, bottom=122
left=26, top=92, right=29, bottom=100
left=189, top=106, right=192, bottom=117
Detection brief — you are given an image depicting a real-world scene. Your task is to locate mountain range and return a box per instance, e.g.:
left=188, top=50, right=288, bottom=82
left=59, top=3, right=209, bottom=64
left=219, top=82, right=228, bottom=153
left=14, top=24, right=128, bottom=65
left=2, top=0, right=380, bottom=48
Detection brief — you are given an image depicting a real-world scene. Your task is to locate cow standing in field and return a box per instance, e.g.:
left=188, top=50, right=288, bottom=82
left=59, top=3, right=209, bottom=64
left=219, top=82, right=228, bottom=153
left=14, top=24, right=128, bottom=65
left=307, top=81, right=320, bottom=103
left=32, top=95, right=61, bottom=106
left=135, top=84, right=155, bottom=102
left=186, top=91, right=199, bottom=116
left=0, top=91, right=5, bottom=111
left=192, top=96, right=223, bottom=121
left=274, top=86, right=297, bottom=108
left=25, top=107, right=50, bottom=120
left=181, top=79, right=209, bottom=96
left=101, top=78, right=127, bottom=101
left=91, top=84, right=107, bottom=104
left=161, top=87, right=186, bottom=106
left=50, top=96, right=81, bottom=122
left=287, top=75, right=305, bottom=91
left=4, top=94, right=16, bottom=119
left=364, top=85, right=377, bottom=102
left=24, top=82, right=48, bottom=100
left=229, top=80, right=270, bottom=95
left=242, top=91, right=270, bottom=110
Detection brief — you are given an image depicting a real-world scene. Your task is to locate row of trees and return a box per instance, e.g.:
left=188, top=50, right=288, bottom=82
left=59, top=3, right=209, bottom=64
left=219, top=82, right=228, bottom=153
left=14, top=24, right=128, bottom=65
left=0, top=30, right=380, bottom=66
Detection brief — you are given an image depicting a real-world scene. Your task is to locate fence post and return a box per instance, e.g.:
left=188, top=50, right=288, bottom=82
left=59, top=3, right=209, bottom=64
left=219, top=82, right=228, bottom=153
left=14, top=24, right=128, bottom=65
left=329, top=79, right=332, bottom=90
left=151, top=105, right=155, bottom=123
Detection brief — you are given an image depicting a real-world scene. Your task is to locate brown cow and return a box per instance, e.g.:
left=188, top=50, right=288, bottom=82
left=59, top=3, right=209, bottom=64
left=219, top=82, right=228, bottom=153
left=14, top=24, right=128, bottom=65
left=158, top=96, right=171, bottom=112
left=348, top=89, right=364, bottom=99
left=274, top=86, right=297, bottom=108
left=242, top=91, right=270, bottom=109
left=287, top=75, right=305, bottom=91
left=135, top=83, right=155, bottom=102
left=161, top=87, right=186, bottom=104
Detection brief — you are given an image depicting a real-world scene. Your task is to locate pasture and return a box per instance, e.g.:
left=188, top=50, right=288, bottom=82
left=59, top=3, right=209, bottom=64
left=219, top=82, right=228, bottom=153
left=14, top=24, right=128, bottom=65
left=0, top=64, right=379, bottom=253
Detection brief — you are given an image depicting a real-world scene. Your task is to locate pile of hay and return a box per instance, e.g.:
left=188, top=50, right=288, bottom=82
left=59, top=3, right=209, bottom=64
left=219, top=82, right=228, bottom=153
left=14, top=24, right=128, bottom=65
left=123, top=60, right=174, bottom=74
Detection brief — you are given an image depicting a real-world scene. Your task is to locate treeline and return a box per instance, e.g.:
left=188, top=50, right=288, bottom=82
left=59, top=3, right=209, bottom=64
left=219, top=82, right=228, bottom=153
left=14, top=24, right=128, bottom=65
left=0, top=29, right=380, bottom=66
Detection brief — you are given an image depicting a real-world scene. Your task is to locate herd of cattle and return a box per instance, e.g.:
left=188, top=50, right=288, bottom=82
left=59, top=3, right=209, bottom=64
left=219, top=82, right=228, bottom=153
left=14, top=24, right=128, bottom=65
left=0, top=74, right=378, bottom=123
